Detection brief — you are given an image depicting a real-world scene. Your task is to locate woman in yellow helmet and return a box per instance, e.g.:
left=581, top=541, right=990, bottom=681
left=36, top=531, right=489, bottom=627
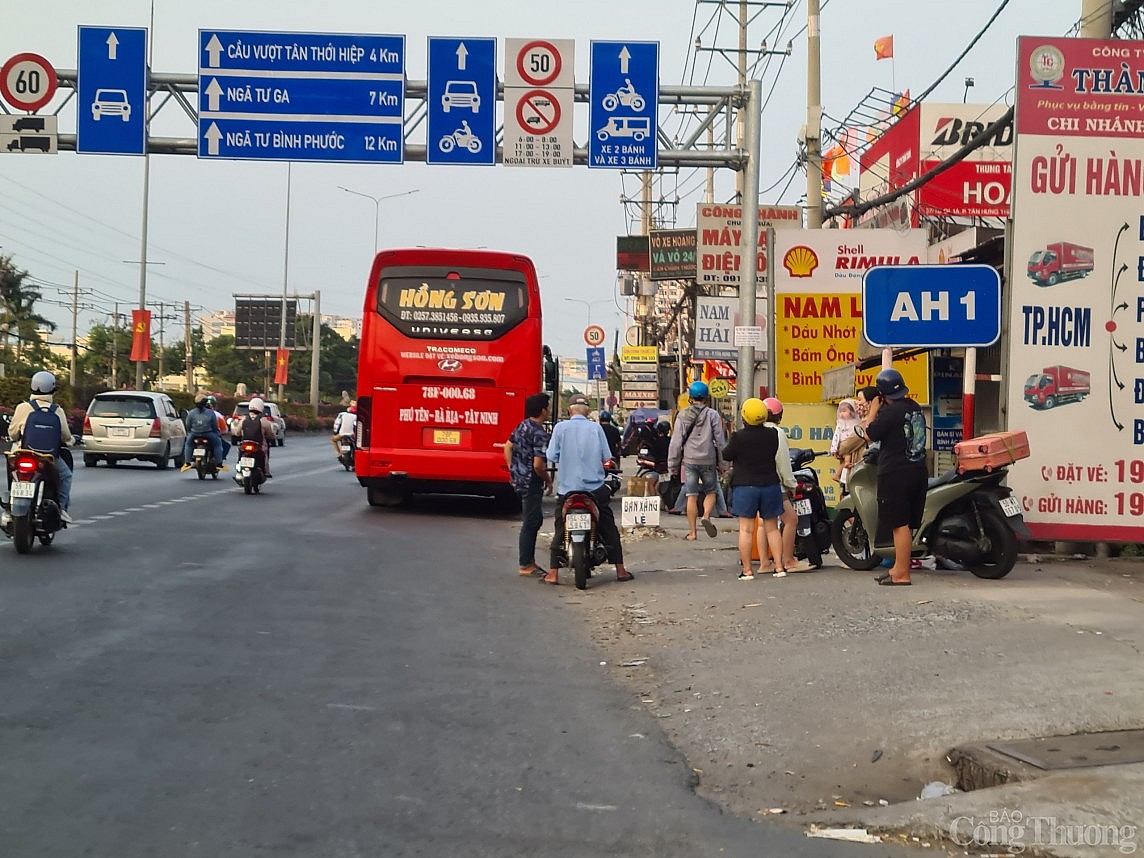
left=721, top=398, right=796, bottom=580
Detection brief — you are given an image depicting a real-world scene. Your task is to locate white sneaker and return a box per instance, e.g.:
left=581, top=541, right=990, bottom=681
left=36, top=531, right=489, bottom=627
left=59, top=509, right=73, bottom=524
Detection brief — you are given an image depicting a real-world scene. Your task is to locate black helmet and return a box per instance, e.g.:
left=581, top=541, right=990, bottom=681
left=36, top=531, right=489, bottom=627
left=655, top=420, right=671, bottom=435
left=875, top=368, right=909, bottom=400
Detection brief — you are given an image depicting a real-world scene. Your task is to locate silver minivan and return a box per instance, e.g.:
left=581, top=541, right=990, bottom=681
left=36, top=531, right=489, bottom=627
left=82, top=391, right=187, bottom=469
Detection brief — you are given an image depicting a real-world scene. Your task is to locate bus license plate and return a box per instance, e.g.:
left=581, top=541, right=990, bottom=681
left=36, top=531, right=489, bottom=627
left=10, top=481, right=36, bottom=499
left=794, top=498, right=812, bottom=516
left=433, top=429, right=461, bottom=445
left=108, top=426, right=131, bottom=438
left=566, top=513, right=591, bottom=531
left=999, top=496, right=1021, bottom=517
left=238, top=457, right=255, bottom=469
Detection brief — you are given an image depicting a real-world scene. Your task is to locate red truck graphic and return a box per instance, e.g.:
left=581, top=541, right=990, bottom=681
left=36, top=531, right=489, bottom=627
left=1024, top=365, right=1090, bottom=409
left=1027, top=241, right=1094, bottom=286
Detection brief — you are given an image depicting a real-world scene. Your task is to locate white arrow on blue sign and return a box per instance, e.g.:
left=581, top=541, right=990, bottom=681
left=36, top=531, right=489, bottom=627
left=76, top=26, right=148, bottom=155
left=427, top=37, right=496, bottom=166
left=862, top=264, right=1002, bottom=348
left=588, top=40, right=658, bottom=170
left=197, top=30, right=405, bottom=163
left=587, top=346, right=607, bottom=380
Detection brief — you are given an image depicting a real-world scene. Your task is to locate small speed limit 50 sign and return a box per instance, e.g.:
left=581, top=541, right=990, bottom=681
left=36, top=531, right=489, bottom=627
left=0, top=53, right=57, bottom=112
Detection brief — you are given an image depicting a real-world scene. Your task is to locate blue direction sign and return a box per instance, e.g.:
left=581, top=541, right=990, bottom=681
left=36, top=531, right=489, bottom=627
left=426, top=37, right=495, bottom=166
left=587, top=346, right=607, bottom=380
left=197, top=30, right=404, bottom=163
left=862, top=264, right=1001, bottom=348
left=76, top=26, right=147, bottom=155
left=588, top=40, right=658, bottom=170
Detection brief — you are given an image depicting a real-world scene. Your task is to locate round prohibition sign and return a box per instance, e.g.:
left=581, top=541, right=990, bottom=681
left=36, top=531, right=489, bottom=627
left=516, top=40, right=562, bottom=87
left=0, top=52, right=58, bottom=112
left=584, top=325, right=606, bottom=347
left=516, top=89, right=560, bottom=135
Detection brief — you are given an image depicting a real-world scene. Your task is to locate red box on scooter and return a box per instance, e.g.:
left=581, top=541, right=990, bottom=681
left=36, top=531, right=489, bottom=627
left=954, top=431, right=1031, bottom=473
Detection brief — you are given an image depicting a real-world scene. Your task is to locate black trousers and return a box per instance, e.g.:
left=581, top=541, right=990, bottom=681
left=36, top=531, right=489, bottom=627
left=550, top=486, right=624, bottom=568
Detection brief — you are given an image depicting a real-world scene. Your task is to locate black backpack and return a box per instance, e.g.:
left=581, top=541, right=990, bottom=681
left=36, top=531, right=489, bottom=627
left=22, top=400, right=62, bottom=454
left=240, top=415, right=264, bottom=442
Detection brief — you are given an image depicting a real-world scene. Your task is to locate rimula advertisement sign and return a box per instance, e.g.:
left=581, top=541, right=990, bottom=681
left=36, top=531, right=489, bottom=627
left=1007, top=36, right=1144, bottom=542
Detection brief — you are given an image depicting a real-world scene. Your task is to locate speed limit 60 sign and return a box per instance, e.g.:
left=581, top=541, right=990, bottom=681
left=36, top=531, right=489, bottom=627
left=0, top=53, right=58, bottom=112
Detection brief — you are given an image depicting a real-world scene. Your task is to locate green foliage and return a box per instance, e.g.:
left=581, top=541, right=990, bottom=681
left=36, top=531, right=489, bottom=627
left=0, top=256, right=59, bottom=376
left=203, top=335, right=265, bottom=393
left=0, top=376, right=73, bottom=411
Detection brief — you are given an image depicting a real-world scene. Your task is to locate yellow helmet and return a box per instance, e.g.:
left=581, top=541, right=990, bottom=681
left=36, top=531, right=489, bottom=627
left=741, top=397, right=768, bottom=426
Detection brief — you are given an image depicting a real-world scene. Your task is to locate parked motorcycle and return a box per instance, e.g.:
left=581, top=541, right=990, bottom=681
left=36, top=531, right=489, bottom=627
left=2, top=448, right=65, bottom=553
left=233, top=440, right=266, bottom=495
left=831, top=451, right=1030, bottom=579
left=555, top=466, right=622, bottom=590
left=788, top=448, right=832, bottom=568
left=337, top=434, right=355, bottom=471
left=190, top=436, right=222, bottom=480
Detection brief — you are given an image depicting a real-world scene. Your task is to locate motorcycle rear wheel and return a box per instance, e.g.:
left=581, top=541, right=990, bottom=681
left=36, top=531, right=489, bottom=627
left=963, top=508, right=1018, bottom=579
left=798, top=533, right=823, bottom=569
left=13, top=514, right=35, bottom=554
left=830, top=508, right=881, bottom=571
left=572, top=541, right=590, bottom=590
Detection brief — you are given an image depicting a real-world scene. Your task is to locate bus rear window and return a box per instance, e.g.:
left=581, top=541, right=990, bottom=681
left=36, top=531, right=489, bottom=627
left=376, top=266, right=529, bottom=340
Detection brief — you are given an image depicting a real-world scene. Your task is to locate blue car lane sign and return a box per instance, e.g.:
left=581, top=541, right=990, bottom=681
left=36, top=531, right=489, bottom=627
left=426, top=37, right=496, bottom=166
left=588, top=40, right=658, bottom=170
left=862, top=264, right=1002, bottom=348
left=76, top=26, right=148, bottom=155
left=197, top=30, right=404, bottom=163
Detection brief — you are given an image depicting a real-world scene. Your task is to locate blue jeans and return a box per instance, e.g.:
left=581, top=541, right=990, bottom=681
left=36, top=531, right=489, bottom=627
left=673, top=467, right=728, bottom=514
left=183, top=430, right=225, bottom=464
left=55, top=459, right=72, bottom=510
left=517, top=483, right=544, bottom=568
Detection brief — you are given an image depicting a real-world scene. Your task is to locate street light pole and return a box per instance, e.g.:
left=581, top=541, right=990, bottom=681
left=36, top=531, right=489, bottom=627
left=338, top=186, right=420, bottom=254
left=563, top=297, right=610, bottom=328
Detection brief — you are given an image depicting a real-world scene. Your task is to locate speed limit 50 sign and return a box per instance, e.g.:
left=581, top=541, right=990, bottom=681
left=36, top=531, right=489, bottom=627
left=0, top=53, right=58, bottom=112
left=504, top=38, right=574, bottom=168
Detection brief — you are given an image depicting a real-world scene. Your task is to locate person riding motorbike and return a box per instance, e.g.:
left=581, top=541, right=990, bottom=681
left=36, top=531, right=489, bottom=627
left=638, top=420, right=671, bottom=495
left=5, top=371, right=74, bottom=523
left=240, top=397, right=277, bottom=478
left=181, top=394, right=227, bottom=472
left=206, top=396, right=231, bottom=461
left=597, top=410, right=622, bottom=461
left=330, top=404, right=357, bottom=457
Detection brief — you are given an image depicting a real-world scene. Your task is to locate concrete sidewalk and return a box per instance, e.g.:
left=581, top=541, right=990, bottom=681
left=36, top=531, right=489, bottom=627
left=552, top=492, right=1144, bottom=857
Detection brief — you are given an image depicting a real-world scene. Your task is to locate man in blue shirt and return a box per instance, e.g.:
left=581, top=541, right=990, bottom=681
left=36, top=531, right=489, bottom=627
left=504, top=392, right=553, bottom=576
left=543, top=394, right=633, bottom=585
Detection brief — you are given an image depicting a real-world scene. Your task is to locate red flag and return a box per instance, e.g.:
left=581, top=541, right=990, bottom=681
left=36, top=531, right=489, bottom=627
left=874, top=35, right=894, bottom=61
left=130, top=309, right=151, bottom=362
left=274, top=349, right=290, bottom=385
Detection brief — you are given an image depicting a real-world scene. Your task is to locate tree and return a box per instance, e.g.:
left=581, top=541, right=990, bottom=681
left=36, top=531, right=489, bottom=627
left=281, top=318, right=358, bottom=401
left=161, top=326, right=207, bottom=376
left=202, top=335, right=265, bottom=394
left=0, top=255, right=57, bottom=375
left=77, top=322, right=139, bottom=388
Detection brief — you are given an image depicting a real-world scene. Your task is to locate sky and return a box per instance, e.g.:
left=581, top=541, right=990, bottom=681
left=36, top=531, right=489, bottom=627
left=0, top=0, right=1087, bottom=360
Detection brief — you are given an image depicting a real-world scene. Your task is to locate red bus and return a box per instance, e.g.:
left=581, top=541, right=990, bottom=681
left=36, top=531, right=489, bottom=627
left=354, top=247, right=543, bottom=506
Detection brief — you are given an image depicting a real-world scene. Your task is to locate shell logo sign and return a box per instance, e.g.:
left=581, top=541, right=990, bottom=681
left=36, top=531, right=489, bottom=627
left=783, top=245, right=819, bottom=278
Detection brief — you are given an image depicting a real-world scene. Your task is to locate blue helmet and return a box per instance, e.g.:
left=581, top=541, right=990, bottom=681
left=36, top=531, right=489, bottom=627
left=599, top=410, right=612, bottom=423
left=688, top=380, right=709, bottom=400
left=875, top=368, right=909, bottom=400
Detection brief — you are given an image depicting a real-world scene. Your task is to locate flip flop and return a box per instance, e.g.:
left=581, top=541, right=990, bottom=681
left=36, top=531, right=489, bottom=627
left=519, top=565, right=546, bottom=577
left=616, top=572, right=635, bottom=582
left=874, top=573, right=912, bottom=586
left=701, top=518, right=718, bottom=538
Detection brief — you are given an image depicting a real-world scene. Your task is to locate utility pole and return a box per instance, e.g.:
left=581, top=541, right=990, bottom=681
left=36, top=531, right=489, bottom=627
left=184, top=301, right=193, bottom=392
left=156, top=301, right=165, bottom=389
left=736, top=0, right=747, bottom=201
left=310, top=292, right=321, bottom=417
left=1080, top=0, right=1113, bottom=37
left=70, top=271, right=79, bottom=387
left=805, top=0, right=823, bottom=228
left=111, top=303, right=118, bottom=388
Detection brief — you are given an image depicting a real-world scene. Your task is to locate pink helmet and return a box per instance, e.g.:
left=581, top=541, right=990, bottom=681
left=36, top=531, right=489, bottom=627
left=762, top=396, right=783, bottom=416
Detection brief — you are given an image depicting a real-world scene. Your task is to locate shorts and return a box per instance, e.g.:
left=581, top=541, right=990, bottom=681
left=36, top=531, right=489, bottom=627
left=731, top=484, right=785, bottom=520
left=683, top=463, right=718, bottom=497
left=876, top=467, right=928, bottom=531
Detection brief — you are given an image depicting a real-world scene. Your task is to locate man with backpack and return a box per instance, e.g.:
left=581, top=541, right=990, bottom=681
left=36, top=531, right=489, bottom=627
left=6, top=371, right=74, bottom=522
left=180, top=394, right=227, bottom=472
left=667, top=381, right=727, bottom=540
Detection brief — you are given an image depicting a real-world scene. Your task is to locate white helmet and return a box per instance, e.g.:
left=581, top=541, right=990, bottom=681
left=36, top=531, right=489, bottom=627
left=31, top=371, right=57, bottom=394
left=248, top=397, right=266, bottom=414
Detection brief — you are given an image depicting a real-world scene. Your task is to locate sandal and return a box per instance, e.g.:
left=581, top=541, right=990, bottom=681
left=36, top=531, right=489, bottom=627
left=772, top=568, right=788, bottom=578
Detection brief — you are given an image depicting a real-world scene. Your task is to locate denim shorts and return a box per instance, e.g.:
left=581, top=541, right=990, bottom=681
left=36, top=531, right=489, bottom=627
left=683, top=463, right=718, bottom=497
left=730, top=484, right=785, bottom=520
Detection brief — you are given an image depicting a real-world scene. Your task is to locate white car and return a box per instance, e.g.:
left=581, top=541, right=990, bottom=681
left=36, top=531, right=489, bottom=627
left=92, top=88, right=131, bottom=122
left=229, top=401, right=286, bottom=447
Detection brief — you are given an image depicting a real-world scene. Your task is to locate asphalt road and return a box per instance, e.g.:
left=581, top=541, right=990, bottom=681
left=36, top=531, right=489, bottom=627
left=0, top=436, right=906, bottom=857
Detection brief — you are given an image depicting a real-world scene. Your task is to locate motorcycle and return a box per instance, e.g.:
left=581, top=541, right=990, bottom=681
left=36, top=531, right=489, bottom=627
left=831, top=450, right=1030, bottom=579
left=555, top=466, right=622, bottom=591
left=337, top=434, right=355, bottom=471
left=233, top=440, right=266, bottom=495
left=190, top=436, right=222, bottom=480
left=601, top=82, right=646, bottom=111
left=2, top=448, right=65, bottom=553
left=438, top=124, right=482, bottom=154
left=788, top=448, right=832, bottom=568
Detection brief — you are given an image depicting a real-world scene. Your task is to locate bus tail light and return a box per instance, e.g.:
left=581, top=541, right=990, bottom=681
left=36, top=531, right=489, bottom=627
left=356, top=396, right=370, bottom=448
